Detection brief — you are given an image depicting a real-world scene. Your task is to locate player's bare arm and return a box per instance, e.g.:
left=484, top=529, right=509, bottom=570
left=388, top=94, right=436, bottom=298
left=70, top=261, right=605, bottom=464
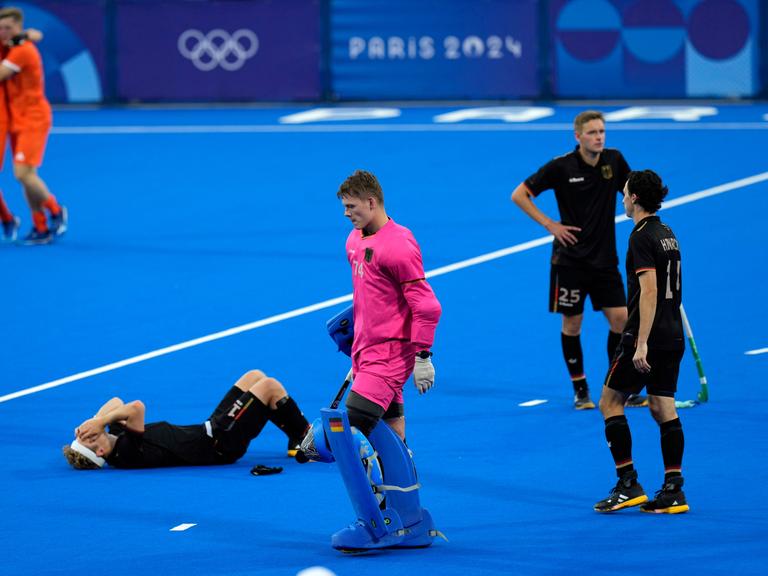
left=76, top=400, right=146, bottom=440
left=0, top=63, right=13, bottom=81
left=511, top=183, right=581, bottom=245
left=633, top=270, right=657, bottom=373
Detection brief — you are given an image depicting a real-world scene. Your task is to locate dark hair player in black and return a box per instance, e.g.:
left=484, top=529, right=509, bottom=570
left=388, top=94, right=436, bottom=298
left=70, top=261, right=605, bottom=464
left=594, top=169, right=689, bottom=515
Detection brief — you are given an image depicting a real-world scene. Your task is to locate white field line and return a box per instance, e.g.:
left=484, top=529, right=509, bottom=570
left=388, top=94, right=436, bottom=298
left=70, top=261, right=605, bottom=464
left=745, top=348, right=768, bottom=356
left=170, top=523, right=197, bottom=532
left=50, top=122, right=768, bottom=135
left=1, top=172, right=766, bottom=404
left=519, top=399, right=548, bottom=407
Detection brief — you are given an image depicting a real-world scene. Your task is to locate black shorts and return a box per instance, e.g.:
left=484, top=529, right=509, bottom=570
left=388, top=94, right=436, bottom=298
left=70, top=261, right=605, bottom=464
left=549, top=264, right=626, bottom=316
left=208, top=386, right=266, bottom=463
left=604, top=335, right=684, bottom=397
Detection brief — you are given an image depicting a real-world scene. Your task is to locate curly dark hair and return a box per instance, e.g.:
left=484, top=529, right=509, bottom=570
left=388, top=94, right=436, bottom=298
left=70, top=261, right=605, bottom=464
left=336, top=170, right=383, bottom=204
left=627, top=170, right=668, bottom=213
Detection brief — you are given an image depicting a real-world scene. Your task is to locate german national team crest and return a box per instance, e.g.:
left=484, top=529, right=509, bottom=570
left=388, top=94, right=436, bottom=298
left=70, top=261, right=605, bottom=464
left=601, top=165, right=613, bottom=180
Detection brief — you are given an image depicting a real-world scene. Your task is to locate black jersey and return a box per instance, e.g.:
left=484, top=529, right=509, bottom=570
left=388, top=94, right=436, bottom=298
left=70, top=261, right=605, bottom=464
left=625, top=216, right=684, bottom=351
left=524, top=146, right=630, bottom=268
left=105, top=421, right=229, bottom=469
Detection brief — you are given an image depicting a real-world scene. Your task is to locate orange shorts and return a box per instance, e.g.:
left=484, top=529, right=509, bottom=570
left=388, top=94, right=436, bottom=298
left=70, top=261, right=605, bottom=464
left=10, top=127, right=49, bottom=167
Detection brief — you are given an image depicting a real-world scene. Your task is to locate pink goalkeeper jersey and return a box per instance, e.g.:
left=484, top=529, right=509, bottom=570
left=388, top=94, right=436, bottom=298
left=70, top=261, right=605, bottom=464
left=346, top=218, right=442, bottom=355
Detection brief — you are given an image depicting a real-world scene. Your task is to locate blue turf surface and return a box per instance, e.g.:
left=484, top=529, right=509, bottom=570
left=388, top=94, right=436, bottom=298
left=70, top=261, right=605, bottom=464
left=1, top=104, right=767, bottom=576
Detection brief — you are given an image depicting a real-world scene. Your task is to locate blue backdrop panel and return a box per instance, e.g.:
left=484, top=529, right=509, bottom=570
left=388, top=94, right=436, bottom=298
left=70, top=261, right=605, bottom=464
left=14, top=1, right=105, bottom=103
left=551, top=0, right=760, bottom=98
left=115, top=0, right=321, bottom=101
left=330, top=0, right=539, bottom=99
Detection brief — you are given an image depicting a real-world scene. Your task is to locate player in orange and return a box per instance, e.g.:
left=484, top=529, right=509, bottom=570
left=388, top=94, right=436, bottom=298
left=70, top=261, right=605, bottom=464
left=0, top=7, right=66, bottom=245
left=0, top=24, right=42, bottom=243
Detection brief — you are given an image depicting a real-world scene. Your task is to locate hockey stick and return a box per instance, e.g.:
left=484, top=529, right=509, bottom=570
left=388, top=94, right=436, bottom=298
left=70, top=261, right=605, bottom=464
left=675, top=304, right=709, bottom=408
left=295, top=368, right=353, bottom=463
left=331, top=368, right=354, bottom=409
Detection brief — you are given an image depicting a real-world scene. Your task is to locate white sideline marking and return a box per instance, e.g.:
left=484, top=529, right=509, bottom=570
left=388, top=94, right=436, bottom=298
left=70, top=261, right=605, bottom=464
left=1, top=172, right=766, bottom=404
left=170, top=523, right=197, bottom=532
left=745, top=348, right=768, bottom=356
left=0, top=295, right=352, bottom=403
left=50, top=122, right=768, bottom=135
left=519, top=399, right=548, bottom=407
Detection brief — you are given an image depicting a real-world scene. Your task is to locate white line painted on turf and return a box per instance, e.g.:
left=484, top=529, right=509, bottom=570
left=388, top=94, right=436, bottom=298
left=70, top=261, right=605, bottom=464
left=50, top=122, right=768, bottom=135
left=745, top=348, right=768, bottom=356
left=426, top=171, right=768, bottom=280
left=1, top=172, right=766, bottom=404
left=0, top=295, right=352, bottom=403
left=170, top=523, right=197, bottom=531
left=519, top=399, right=548, bottom=407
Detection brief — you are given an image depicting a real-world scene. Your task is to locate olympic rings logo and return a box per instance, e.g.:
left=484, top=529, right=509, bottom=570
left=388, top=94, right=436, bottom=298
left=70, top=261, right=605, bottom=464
left=177, top=29, right=259, bottom=72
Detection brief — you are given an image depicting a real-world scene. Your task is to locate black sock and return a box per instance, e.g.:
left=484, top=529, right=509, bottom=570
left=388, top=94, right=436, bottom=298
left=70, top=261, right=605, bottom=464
left=269, top=396, right=309, bottom=442
left=605, top=415, right=634, bottom=478
left=607, top=331, right=622, bottom=364
left=660, top=417, right=684, bottom=482
left=561, top=333, right=587, bottom=392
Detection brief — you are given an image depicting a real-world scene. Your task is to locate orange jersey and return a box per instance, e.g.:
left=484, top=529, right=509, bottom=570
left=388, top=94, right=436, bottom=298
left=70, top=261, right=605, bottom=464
left=0, top=80, right=7, bottom=128
left=1, top=41, right=51, bottom=131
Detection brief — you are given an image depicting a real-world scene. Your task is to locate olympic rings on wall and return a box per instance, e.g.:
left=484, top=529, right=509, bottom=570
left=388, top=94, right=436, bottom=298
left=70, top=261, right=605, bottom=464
left=177, top=29, right=259, bottom=71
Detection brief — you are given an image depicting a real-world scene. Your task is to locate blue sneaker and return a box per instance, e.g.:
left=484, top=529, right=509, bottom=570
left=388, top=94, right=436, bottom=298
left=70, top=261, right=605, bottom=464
left=21, top=228, right=54, bottom=245
left=50, top=205, right=68, bottom=237
left=2, top=216, right=20, bottom=242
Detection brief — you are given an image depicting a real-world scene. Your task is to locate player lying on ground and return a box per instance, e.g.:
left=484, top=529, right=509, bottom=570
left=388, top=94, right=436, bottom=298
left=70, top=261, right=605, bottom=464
left=63, top=369, right=309, bottom=470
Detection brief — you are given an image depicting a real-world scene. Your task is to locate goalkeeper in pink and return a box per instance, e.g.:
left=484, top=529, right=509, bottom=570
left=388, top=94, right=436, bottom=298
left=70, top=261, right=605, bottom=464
left=337, top=170, right=442, bottom=441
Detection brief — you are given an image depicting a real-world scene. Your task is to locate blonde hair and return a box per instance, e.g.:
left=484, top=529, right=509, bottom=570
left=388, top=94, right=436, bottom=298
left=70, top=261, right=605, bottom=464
left=574, top=110, right=604, bottom=133
left=62, top=445, right=101, bottom=470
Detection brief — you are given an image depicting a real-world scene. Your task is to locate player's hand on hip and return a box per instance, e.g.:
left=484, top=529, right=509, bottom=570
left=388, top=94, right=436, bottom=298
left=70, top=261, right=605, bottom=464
left=632, top=343, right=651, bottom=373
left=546, top=221, right=581, bottom=246
left=413, top=354, right=435, bottom=394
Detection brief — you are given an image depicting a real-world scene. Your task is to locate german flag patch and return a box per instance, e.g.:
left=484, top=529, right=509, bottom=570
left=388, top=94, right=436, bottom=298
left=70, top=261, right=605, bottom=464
left=329, top=418, right=344, bottom=433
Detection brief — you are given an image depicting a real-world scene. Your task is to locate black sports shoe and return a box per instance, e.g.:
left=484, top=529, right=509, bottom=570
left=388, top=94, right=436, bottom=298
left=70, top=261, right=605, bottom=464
left=21, top=228, right=53, bottom=245
left=594, top=470, right=648, bottom=512
left=641, top=476, right=690, bottom=514
left=2, top=215, right=20, bottom=242
left=625, top=393, right=648, bottom=407
left=50, top=206, right=68, bottom=237
left=574, top=389, right=595, bottom=410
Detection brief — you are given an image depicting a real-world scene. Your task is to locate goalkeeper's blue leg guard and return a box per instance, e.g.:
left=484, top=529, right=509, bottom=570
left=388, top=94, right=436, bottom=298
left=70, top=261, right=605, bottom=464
left=321, top=408, right=403, bottom=550
left=321, top=408, right=443, bottom=551
left=367, top=420, right=440, bottom=548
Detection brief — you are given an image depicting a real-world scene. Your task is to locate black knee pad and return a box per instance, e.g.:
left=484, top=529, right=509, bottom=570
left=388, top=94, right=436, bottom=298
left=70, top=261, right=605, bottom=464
left=382, top=401, right=404, bottom=420
left=345, top=391, right=385, bottom=436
